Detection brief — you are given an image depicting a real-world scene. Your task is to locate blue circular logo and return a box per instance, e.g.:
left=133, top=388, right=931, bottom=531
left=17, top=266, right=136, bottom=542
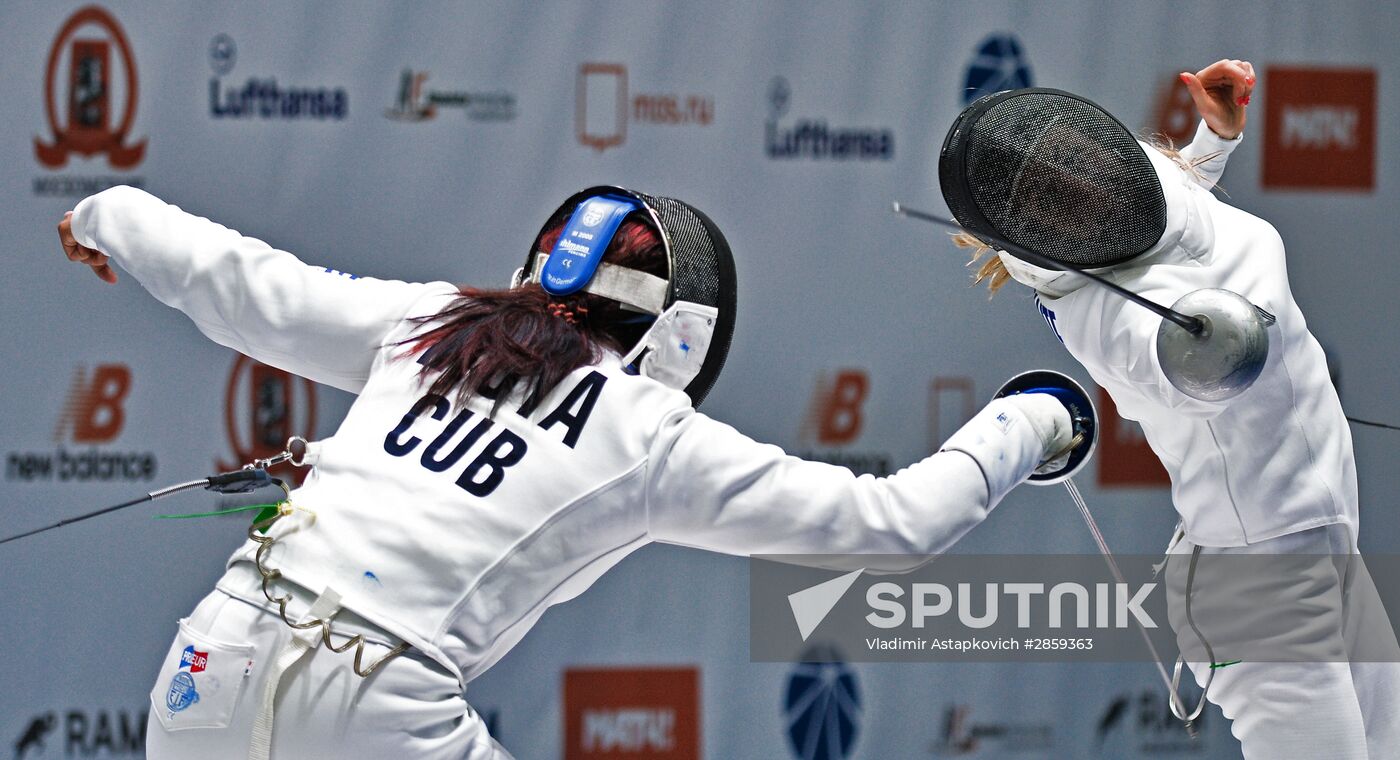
left=768, top=76, right=791, bottom=119
left=209, top=33, right=237, bottom=76
left=166, top=671, right=200, bottom=713
left=783, top=646, right=861, bottom=760
left=962, top=33, right=1033, bottom=104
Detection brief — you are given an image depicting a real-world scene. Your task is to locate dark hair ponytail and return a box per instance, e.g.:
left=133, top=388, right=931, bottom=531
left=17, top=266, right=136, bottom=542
left=401, top=217, right=666, bottom=409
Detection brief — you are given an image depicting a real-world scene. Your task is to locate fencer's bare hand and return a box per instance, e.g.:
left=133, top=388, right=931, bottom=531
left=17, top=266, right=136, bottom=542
left=58, top=211, right=117, bottom=284
left=1180, top=59, right=1255, bottom=140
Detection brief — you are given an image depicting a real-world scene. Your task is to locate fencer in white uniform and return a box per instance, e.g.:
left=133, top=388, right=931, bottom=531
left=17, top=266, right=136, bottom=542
left=939, top=61, right=1400, bottom=759
left=1024, top=121, right=1399, bottom=760
left=60, top=185, right=1077, bottom=759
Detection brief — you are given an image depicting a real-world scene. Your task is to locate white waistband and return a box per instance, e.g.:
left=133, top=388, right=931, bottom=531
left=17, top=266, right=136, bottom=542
left=216, top=560, right=400, bottom=648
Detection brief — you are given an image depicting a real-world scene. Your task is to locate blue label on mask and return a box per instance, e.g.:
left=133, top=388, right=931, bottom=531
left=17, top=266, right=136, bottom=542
left=541, top=195, right=640, bottom=296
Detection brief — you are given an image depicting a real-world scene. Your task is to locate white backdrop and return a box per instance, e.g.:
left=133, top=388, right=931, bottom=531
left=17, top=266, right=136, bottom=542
left=2, top=2, right=1396, bottom=758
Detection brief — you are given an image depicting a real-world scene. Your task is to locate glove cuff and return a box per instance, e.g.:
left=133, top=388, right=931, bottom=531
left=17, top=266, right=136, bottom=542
left=939, top=397, right=1055, bottom=504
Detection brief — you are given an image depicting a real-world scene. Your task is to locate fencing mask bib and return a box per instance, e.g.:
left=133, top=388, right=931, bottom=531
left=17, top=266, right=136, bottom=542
left=939, top=88, right=1169, bottom=272
left=513, top=186, right=737, bottom=406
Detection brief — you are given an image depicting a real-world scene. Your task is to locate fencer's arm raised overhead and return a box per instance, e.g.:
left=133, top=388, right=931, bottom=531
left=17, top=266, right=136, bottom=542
left=1175, top=58, right=1254, bottom=189
left=644, top=394, right=1070, bottom=559
left=1058, top=60, right=1258, bottom=418
left=61, top=185, right=452, bottom=393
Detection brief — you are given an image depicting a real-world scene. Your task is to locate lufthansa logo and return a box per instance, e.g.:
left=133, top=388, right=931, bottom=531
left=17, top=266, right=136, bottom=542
left=768, top=76, right=791, bottom=119
left=209, top=32, right=237, bottom=76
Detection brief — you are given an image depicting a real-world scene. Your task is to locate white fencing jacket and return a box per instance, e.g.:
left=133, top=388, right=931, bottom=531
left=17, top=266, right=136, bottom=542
left=72, top=186, right=1052, bottom=685
left=1020, top=122, right=1357, bottom=547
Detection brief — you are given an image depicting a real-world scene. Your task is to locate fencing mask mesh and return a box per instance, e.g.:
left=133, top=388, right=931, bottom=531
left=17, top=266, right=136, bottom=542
left=940, top=88, right=1168, bottom=269
left=517, top=186, right=736, bottom=407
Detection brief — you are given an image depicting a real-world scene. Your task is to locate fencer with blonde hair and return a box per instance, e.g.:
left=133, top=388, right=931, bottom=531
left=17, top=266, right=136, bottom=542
left=937, top=59, right=1400, bottom=759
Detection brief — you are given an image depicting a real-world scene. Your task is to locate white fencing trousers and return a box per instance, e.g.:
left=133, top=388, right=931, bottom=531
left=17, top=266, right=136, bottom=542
left=248, top=587, right=343, bottom=760
left=146, top=584, right=513, bottom=760
left=1167, top=525, right=1400, bottom=760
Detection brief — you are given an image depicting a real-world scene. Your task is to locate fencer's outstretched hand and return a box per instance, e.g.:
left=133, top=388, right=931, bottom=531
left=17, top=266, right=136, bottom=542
left=999, top=394, right=1074, bottom=476
left=58, top=211, right=117, bottom=284
left=1180, top=59, right=1255, bottom=140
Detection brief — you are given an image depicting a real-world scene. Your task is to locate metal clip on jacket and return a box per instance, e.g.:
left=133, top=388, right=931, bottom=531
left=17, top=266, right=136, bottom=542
left=246, top=436, right=409, bottom=678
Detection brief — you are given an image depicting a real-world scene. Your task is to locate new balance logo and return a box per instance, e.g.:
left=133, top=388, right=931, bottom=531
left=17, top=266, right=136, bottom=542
left=54, top=364, right=130, bottom=443
left=6, top=362, right=155, bottom=482
left=801, top=370, right=869, bottom=445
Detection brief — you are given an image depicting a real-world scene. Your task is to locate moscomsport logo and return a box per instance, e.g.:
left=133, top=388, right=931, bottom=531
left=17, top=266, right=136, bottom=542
left=219, top=355, right=317, bottom=486
left=33, top=5, right=147, bottom=197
